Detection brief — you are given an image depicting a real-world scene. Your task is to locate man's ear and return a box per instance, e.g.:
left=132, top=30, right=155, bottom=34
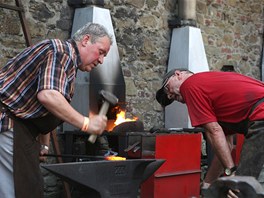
left=175, top=70, right=182, bottom=79
left=81, top=34, right=90, bottom=46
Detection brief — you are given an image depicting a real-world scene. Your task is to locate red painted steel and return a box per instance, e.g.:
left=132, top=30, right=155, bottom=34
left=141, top=133, right=202, bottom=198
left=232, top=134, right=245, bottom=166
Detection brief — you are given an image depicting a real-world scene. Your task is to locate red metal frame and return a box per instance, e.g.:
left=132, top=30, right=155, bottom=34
left=141, top=133, right=202, bottom=198
left=232, top=134, right=245, bottom=166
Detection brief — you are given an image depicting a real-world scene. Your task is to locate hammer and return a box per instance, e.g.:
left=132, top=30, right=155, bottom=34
left=88, top=90, right=118, bottom=143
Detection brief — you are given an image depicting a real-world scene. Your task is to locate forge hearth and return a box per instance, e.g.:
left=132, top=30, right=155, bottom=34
left=61, top=120, right=145, bottom=161
left=107, top=131, right=155, bottom=159
left=110, top=120, right=144, bottom=134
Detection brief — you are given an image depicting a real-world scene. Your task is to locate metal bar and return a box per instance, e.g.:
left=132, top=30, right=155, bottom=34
left=15, top=0, right=32, bottom=46
left=155, top=169, right=202, bottom=178
left=0, top=3, right=23, bottom=11
left=0, top=1, right=32, bottom=46
left=44, top=153, right=106, bottom=159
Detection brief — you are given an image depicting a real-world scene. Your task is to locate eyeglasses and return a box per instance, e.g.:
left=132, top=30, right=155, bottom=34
left=163, top=75, right=174, bottom=94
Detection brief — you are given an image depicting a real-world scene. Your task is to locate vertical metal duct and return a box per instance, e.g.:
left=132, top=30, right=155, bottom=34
left=165, top=0, right=209, bottom=129
left=63, top=6, right=125, bottom=132
left=178, top=0, right=197, bottom=21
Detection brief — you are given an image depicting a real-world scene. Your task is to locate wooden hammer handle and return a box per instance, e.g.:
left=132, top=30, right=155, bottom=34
left=88, top=102, right=110, bottom=143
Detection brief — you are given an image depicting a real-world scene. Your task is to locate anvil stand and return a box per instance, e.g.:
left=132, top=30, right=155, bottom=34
left=42, top=159, right=165, bottom=198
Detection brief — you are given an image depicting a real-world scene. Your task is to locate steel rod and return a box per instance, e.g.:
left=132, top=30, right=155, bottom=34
left=44, top=153, right=106, bottom=159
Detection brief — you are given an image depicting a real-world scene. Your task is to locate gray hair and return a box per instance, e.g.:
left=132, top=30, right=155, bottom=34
left=72, top=22, right=113, bottom=45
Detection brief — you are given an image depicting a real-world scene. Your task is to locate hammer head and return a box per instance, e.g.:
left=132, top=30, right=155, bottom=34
left=99, top=90, right=118, bottom=105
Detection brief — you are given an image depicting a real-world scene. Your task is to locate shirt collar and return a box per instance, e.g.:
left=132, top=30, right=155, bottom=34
left=68, top=39, right=82, bottom=68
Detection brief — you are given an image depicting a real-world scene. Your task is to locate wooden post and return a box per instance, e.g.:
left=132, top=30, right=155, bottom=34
left=0, top=0, right=32, bottom=46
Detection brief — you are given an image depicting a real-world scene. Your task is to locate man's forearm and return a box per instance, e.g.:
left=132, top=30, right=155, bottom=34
left=204, top=155, right=224, bottom=183
left=204, top=122, right=235, bottom=169
left=39, top=133, right=50, bottom=147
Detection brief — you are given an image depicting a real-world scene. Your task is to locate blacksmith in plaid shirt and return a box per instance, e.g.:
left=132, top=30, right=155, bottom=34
left=0, top=22, right=112, bottom=198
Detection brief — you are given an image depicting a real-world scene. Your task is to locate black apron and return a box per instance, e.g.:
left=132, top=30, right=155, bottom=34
left=0, top=103, right=62, bottom=198
left=218, top=98, right=264, bottom=135
left=219, top=98, right=264, bottom=179
left=13, top=114, right=62, bottom=198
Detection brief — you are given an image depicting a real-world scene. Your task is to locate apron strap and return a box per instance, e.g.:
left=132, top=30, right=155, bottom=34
left=249, top=98, right=264, bottom=116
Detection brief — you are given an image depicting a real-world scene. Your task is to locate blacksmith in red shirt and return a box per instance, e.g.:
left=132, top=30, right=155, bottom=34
left=156, top=68, right=264, bottom=194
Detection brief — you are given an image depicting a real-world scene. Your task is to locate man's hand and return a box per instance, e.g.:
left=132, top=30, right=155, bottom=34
left=226, top=171, right=239, bottom=198
left=227, top=189, right=240, bottom=198
left=201, top=182, right=211, bottom=190
left=87, top=115, right=107, bottom=135
left=39, top=144, right=49, bottom=162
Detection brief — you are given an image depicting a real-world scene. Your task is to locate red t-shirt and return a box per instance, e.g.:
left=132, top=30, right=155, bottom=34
left=180, top=71, right=264, bottom=129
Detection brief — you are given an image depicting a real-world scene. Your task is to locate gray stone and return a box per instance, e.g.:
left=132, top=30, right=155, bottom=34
left=0, top=0, right=263, bottom=195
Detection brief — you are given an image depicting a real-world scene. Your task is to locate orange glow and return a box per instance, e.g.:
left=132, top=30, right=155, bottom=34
left=105, top=156, right=126, bottom=161
left=106, top=109, right=138, bottom=131
left=114, top=110, right=138, bottom=126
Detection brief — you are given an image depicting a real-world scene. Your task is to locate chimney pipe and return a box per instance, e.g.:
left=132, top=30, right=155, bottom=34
left=168, top=0, right=197, bottom=28
left=63, top=6, right=125, bottom=132
left=165, top=0, right=208, bottom=128
left=178, top=0, right=197, bottom=21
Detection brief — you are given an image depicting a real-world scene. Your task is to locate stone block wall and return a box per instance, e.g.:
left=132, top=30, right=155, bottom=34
left=0, top=0, right=263, bottom=130
left=0, top=0, right=263, bottom=196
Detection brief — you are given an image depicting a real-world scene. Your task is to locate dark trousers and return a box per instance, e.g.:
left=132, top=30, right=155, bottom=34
left=236, top=120, right=264, bottom=179
left=13, top=120, right=44, bottom=198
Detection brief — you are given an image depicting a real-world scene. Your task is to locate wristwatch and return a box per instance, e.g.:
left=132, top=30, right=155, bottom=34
left=40, top=144, right=49, bottom=151
left=224, top=166, right=237, bottom=176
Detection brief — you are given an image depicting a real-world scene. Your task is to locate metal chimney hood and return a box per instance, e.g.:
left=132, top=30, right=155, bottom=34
left=63, top=6, right=125, bottom=132
left=165, top=0, right=209, bottom=129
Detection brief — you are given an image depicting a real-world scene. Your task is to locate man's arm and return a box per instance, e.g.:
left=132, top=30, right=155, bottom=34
left=203, top=122, right=235, bottom=172
left=37, top=89, right=86, bottom=129
left=203, top=135, right=234, bottom=185
left=39, top=133, right=50, bottom=146
left=37, top=89, right=107, bottom=135
left=38, top=133, right=50, bottom=162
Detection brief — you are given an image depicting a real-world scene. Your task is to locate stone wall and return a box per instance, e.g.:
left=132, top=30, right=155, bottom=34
left=0, top=0, right=264, bottom=196
left=0, top=0, right=263, bottom=130
left=197, top=0, right=264, bottom=77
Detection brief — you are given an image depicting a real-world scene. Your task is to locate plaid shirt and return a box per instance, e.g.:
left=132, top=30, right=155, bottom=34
left=0, top=39, right=81, bottom=132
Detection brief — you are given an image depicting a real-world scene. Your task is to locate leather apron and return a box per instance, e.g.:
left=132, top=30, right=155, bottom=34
left=13, top=119, right=44, bottom=198
left=218, top=98, right=264, bottom=135
left=0, top=103, right=62, bottom=198
left=219, top=98, right=264, bottom=178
